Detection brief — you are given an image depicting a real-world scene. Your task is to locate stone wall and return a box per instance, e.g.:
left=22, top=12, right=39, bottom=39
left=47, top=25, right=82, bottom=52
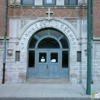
left=0, top=40, right=3, bottom=82
left=0, top=17, right=88, bottom=84
left=93, top=41, right=100, bottom=83
left=0, top=0, right=100, bottom=84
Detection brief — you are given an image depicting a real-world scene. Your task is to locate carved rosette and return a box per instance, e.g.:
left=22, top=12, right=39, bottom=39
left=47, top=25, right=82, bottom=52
left=7, top=49, right=13, bottom=56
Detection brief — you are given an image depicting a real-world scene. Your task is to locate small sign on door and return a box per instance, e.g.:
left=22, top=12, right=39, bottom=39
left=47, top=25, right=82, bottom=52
left=51, top=59, right=56, bottom=63
left=41, top=56, right=45, bottom=62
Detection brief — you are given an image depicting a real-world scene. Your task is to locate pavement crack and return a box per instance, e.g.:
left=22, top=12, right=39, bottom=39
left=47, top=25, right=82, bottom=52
left=80, top=93, right=84, bottom=96
left=80, top=84, right=86, bottom=92
left=41, top=84, right=45, bottom=97
left=11, top=84, right=23, bottom=97
left=65, top=84, right=71, bottom=97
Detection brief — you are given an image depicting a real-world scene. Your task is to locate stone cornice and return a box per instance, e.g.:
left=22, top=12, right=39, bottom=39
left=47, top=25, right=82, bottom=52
left=0, top=36, right=9, bottom=40
left=93, top=37, right=100, bottom=41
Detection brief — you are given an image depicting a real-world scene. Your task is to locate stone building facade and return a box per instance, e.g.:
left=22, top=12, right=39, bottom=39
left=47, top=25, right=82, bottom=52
left=0, top=0, right=100, bottom=84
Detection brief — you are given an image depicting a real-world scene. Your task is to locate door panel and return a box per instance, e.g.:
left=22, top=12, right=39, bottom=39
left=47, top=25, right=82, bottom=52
left=49, top=64, right=59, bottom=78
left=38, top=64, right=48, bottom=78
left=37, top=51, right=48, bottom=78
left=37, top=50, right=60, bottom=78
left=49, top=52, right=59, bottom=78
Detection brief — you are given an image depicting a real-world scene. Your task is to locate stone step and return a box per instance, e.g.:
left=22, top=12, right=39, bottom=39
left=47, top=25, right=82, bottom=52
left=27, top=79, right=70, bottom=84
left=0, top=98, right=92, bottom=100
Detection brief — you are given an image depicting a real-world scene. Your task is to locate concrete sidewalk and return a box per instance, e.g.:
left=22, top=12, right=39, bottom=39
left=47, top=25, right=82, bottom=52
left=0, top=84, right=99, bottom=100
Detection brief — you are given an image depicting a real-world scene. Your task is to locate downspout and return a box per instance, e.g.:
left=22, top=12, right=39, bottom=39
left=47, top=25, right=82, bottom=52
left=91, top=0, right=93, bottom=84
left=2, top=0, right=8, bottom=84
left=86, top=0, right=92, bottom=95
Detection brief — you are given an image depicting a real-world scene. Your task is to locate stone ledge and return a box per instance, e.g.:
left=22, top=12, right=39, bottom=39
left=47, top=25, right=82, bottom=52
left=27, top=79, right=70, bottom=84
left=93, top=37, right=100, bottom=41
left=0, top=37, right=9, bottom=40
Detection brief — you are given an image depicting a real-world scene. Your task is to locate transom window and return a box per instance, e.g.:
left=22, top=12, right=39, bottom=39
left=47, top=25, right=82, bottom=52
left=21, top=0, right=34, bottom=5
left=38, top=38, right=60, bottom=49
left=29, top=29, right=69, bottom=49
left=43, top=0, right=56, bottom=5
left=65, top=0, right=78, bottom=5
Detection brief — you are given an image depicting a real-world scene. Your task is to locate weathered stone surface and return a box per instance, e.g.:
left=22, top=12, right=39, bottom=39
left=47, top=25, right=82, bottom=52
left=0, top=18, right=99, bottom=84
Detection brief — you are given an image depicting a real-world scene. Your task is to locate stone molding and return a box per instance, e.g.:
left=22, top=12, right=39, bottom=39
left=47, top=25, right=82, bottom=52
left=19, top=18, right=78, bottom=52
left=93, top=37, right=100, bottom=41
left=20, top=18, right=78, bottom=39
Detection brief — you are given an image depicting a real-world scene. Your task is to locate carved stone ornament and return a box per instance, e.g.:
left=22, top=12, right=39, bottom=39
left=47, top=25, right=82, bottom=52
left=7, top=49, right=13, bottom=56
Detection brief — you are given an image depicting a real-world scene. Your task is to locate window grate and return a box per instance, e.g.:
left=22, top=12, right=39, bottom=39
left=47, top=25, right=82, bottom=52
left=16, top=51, right=20, bottom=61
left=77, top=51, right=81, bottom=62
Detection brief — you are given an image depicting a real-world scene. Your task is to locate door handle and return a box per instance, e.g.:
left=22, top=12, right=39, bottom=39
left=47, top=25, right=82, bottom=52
left=47, top=65, right=48, bottom=69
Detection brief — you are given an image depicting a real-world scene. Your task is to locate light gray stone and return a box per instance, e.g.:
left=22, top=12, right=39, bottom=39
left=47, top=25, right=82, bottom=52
left=0, top=17, right=100, bottom=84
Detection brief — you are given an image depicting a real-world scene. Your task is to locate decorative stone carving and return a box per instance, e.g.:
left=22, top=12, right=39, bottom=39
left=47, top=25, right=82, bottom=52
left=21, top=20, right=29, bottom=29
left=67, top=20, right=77, bottom=29
left=46, top=8, right=53, bottom=20
left=7, top=49, right=13, bottom=56
left=20, top=18, right=78, bottom=51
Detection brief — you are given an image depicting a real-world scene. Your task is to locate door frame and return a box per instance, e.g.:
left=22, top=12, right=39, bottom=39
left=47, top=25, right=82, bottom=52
left=27, top=29, right=70, bottom=79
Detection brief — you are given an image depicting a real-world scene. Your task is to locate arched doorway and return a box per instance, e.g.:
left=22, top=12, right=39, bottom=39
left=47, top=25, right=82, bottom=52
left=28, top=28, right=69, bottom=79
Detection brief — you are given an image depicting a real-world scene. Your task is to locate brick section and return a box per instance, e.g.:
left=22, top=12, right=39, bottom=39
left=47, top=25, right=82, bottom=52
left=1, top=0, right=87, bottom=37
left=52, top=8, right=86, bottom=17
left=93, top=0, right=100, bottom=37
left=8, top=8, right=47, bottom=17
left=0, top=1, right=5, bottom=36
left=8, top=8, right=87, bottom=18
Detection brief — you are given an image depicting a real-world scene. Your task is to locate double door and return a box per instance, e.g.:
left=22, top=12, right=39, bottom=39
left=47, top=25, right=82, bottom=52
left=37, top=50, right=60, bottom=78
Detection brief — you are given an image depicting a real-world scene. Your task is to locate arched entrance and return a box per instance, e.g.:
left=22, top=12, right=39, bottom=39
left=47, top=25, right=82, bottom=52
left=28, top=28, right=69, bottom=79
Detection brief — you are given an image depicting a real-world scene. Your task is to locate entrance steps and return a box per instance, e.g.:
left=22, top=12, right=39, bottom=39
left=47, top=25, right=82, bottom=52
left=27, top=79, right=70, bottom=84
